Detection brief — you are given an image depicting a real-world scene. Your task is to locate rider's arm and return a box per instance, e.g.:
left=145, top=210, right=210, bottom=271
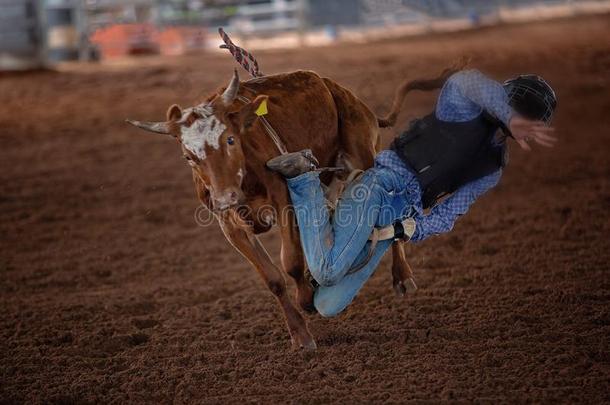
left=409, top=169, right=502, bottom=243
left=437, top=69, right=513, bottom=127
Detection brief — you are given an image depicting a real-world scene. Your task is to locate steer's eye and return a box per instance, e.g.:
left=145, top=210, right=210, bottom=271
left=227, top=136, right=235, bottom=145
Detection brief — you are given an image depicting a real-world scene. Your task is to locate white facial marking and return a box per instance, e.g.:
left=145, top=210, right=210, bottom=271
left=179, top=106, right=226, bottom=160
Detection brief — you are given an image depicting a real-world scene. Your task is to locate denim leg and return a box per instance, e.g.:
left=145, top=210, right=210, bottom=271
left=313, top=239, right=393, bottom=317
left=286, top=168, right=396, bottom=287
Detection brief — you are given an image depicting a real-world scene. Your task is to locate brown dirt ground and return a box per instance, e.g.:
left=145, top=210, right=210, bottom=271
left=1, top=14, right=609, bottom=404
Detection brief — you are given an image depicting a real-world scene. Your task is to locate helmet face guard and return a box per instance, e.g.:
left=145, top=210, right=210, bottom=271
left=504, top=75, right=557, bottom=124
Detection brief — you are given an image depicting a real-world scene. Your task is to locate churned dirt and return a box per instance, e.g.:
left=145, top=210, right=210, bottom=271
left=1, top=14, right=609, bottom=404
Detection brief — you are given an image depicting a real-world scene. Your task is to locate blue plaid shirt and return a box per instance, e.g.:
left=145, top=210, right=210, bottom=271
left=375, top=69, right=511, bottom=242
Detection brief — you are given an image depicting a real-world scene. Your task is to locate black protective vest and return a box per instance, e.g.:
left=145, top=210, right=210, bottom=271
left=390, top=112, right=507, bottom=209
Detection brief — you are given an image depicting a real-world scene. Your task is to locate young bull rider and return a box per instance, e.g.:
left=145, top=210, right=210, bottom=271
left=267, top=70, right=557, bottom=317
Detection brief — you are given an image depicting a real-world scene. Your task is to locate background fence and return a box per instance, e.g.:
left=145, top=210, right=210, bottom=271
left=1, top=0, right=609, bottom=68
left=0, top=0, right=44, bottom=69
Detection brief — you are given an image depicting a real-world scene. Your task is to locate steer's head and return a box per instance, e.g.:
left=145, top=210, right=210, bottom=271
left=127, top=69, right=268, bottom=211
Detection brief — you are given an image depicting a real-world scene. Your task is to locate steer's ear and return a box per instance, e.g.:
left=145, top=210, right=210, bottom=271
left=166, top=104, right=183, bottom=121
left=233, top=95, right=269, bottom=132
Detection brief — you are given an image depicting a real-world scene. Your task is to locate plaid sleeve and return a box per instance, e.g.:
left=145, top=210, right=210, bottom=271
left=410, top=169, right=502, bottom=242
left=437, top=69, right=513, bottom=127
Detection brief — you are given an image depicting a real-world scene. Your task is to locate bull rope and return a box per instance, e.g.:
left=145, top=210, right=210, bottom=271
left=218, top=28, right=263, bottom=78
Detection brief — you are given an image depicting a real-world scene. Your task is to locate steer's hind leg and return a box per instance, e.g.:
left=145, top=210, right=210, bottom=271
left=391, top=242, right=417, bottom=296
left=219, top=215, right=316, bottom=350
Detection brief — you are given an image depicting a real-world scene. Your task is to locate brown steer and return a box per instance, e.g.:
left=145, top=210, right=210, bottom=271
left=127, top=67, right=456, bottom=349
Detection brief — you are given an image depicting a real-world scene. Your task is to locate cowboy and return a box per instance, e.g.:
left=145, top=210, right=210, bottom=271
left=266, top=70, right=557, bottom=317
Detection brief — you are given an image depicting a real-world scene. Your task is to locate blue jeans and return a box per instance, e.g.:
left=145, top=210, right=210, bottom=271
left=286, top=167, right=415, bottom=317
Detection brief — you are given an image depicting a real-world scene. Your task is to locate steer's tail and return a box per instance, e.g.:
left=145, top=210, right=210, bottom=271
left=377, top=59, right=469, bottom=128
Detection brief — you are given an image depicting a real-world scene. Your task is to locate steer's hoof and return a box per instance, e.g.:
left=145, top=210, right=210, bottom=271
left=393, top=277, right=418, bottom=297
left=291, top=335, right=317, bottom=351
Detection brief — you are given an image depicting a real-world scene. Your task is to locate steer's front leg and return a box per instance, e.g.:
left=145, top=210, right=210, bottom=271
left=218, top=213, right=316, bottom=351
left=278, top=212, right=316, bottom=314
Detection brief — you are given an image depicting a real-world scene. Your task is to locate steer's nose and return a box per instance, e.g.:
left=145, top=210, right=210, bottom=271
left=213, top=188, right=242, bottom=211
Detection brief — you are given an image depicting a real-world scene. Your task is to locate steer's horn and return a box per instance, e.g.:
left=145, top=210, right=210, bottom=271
left=125, top=119, right=171, bottom=135
left=221, top=68, right=240, bottom=105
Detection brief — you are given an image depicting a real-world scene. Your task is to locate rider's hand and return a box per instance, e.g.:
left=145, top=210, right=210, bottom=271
left=508, top=115, right=557, bottom=151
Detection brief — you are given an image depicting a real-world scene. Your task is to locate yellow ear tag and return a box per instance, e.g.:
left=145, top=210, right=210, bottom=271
left=255, top=99, right=268, bottom=117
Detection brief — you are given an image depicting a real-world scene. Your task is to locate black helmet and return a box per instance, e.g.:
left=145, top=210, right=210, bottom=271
left=504, top=75, right=557, bottom=124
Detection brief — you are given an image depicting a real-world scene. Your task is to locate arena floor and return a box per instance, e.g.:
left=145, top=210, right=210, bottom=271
left=1, top=14, right=609, bottom=403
